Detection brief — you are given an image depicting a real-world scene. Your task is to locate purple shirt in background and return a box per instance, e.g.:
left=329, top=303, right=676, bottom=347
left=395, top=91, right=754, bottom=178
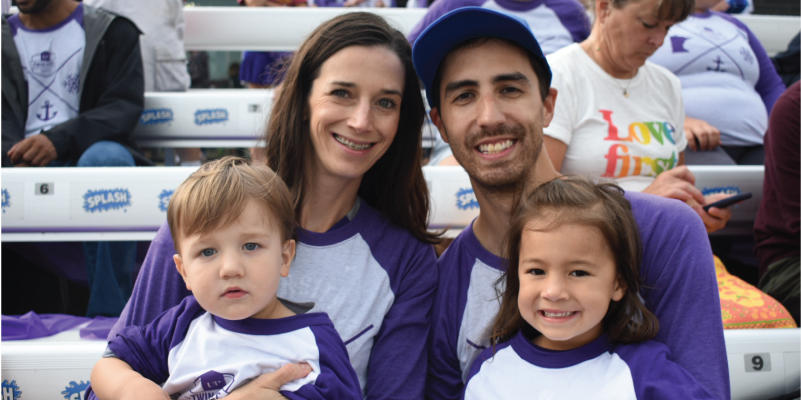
left=426, top=192, right=730, bottom=400
left=407, top=0, right=590, bottom=55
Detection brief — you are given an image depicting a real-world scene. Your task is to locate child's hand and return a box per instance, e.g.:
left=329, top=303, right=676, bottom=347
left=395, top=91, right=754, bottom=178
left=91, top=357, right=170, bottom=400
left=226, top=363, right=313, bottom=400
left=118, top=384, right=170, bottom=400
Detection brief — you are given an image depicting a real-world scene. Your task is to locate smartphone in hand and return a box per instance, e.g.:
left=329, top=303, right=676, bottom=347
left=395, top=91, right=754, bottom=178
left=702, top=192, right=752, bottom=212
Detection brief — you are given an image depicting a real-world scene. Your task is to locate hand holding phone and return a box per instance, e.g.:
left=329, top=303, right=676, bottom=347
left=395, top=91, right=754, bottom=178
left=702, top=192, right=752, bottom=212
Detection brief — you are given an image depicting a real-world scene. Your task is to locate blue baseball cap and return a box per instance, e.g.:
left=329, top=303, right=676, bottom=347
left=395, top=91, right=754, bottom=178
left=412, top=7, right=552, bottom=108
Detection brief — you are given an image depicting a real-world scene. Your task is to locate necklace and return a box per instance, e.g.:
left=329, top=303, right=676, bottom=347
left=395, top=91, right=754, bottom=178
left=613, top=77, right=634, bottom=98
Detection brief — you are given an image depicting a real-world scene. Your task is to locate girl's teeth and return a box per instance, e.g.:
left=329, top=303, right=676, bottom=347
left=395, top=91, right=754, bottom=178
left=478, top=140, right=514, bottom=155
left=543, top=311, right=575, bottom=318
left=335, top=134, right=372, bottom=151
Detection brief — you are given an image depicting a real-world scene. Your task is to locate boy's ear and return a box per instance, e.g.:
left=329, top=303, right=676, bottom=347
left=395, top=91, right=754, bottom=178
left=429, top=108, right=448, bottom=144
left=280, top=239, right=296, bottom=278
left=174, top=254, right=192, bottom=291
left=612, top=275, right=627, bottom=302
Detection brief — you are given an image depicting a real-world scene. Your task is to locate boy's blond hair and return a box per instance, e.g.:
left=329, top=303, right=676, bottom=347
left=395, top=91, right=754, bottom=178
left=167, top=156, right=296, bottom=251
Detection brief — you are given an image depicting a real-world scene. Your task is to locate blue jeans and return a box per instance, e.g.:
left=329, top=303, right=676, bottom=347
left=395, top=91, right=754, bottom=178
left=75, top=141, right=137, bottom=317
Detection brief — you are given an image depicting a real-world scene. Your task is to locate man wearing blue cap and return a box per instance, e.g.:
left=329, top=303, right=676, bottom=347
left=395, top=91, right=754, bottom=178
left=413, top=7, right=728, bottom=400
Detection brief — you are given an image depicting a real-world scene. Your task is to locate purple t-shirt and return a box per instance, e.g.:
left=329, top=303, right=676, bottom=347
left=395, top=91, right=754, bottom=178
left=426, top=191, right=730, bottom=400
left=464, top=332, right=715, bottom=399
left=112, top=201, right=438, bottom=399
left=648, top=10, right=786, bottom=146
left=407, top=0, right=590, bottom=55
left=86, top=296, right=362, bottom=400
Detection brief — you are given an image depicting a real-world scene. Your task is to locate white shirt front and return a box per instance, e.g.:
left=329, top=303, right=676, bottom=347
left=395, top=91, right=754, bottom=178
left=544, top=44, right=687, bottom=192
left=10, top=7, right=85, bottom=137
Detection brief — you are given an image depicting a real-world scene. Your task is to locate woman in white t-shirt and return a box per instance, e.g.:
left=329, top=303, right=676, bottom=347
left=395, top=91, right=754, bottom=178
left=543, top=0, right=732, bottom=232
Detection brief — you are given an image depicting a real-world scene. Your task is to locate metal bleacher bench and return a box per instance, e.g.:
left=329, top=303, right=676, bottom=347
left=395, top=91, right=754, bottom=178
left=133, top=8, right=800, bottom=149
left=0, top=165, right=765, bottom=241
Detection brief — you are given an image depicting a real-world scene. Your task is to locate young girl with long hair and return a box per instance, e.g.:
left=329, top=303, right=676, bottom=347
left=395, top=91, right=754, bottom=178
left=463, top=178, right=714, bottom=399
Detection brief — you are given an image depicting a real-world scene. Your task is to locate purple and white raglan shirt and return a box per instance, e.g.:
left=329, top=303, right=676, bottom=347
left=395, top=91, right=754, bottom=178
left=463, top=333, right=716, bottom=400
left=111, top=199, right=438, bottom=400
left=425, top=192, right=730, bottom=400
left=649, top=10, right=786, bottom=147
left=7, top=4, right=84, bottom=138
left=87, top=296, right=361, bottom=400
left=407, top=0, right=591, bottom=55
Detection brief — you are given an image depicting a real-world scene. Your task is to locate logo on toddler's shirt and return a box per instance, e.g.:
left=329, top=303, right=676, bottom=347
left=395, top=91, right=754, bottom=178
left=61, top=380, right=89, bottom=400
left=31, top=51, right=56, bottom=75
left=1, top=380, right=21, bottom=400
left=158, top=189, right=174, bottom=212
left=194, top=109, right=229, bottom=126
left=83, top=188, right=132, bottom=213
left=173, top=370, right=235, bottom=400
left=140, top=108, right=174, bottom=126
left=456, top=188, right=479, bottom=210
left=2, top=189, right=10, bottom=213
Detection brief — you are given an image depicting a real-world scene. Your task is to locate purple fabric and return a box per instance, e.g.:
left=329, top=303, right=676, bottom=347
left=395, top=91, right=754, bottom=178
left=427, top=192, right=730, bottom=400
left=98, top=296, right=362, bottom=400
left=2, top=312, right=89, bottom=340
left=239, top=51, right=292, bottom=86
left=713, top=11, right=786, bottom=113
left=465, top=333, right=716, bottom=399
left=79, top=316, right=119, bottom=340
left=407, top=0, right=590, bottom=48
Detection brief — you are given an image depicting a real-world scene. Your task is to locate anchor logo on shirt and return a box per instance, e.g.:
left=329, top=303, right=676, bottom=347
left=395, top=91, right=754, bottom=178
left=36, top=100, right=58, bottom=121
left=707, top=56, right=725, bottom=72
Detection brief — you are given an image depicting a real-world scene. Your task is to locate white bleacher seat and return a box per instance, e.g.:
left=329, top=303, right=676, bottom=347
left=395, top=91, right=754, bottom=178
left=178, top=8, right=799, bottom=56
left=2, top=324, right=796, bottom=400
left=0, top=165, right=764, bottom=241
left=135, top=90, right=270, bottom=149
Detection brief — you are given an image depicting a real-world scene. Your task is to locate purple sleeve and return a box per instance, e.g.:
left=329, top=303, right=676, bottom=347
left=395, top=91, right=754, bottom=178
left=282, top=325, right=364, bottom=400
left=545, top=0, right=591, bottom=43
left=109, top=221, right=191, bottom=340
left=616, top=341, right=716, bottom=400
left=425, top=246, right=470, bottom=400
left=313, top=0, right=343, bottom=7
left=407, top=0, right=486, bottom=44
left=108, top=297, right=204, bottom=383
left=627, top=192, right=730, bottom=400
left=364, top=237, right=438, bottom=400
left=716, top=12, right=785, bottom=113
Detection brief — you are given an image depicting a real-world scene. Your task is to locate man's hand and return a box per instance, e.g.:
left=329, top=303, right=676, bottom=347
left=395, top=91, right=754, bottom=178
left=226, top=363, right=312, bottom=400
left=687, top=193, right=734, bottom=233
left=7, top=134, right=57, bottom=167
left=642, top=166, right=706, bottom=204
left=684, top=116, right=722, bottom=151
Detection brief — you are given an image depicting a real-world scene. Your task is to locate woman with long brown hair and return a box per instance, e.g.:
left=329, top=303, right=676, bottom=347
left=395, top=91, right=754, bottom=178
left=108, top=12, right=438, bottom=399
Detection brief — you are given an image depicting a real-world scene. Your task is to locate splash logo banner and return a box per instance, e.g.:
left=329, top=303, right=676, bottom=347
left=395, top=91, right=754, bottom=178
left=83, top=188, right=131, bottom=213
left=1, top=380, right=21, bottom=400
left=1, top=189, right=9, bottom=213
left=702, top=186, right=741, bottom=197
left=194, top=109, right=229, bottom=125
left=456, top=188, right=479, bottom=210
left=140, top=108, right=174, bottom=126
left=61, top=381, right=89, bottom=400
left=159, top=189, right=174, bottom=212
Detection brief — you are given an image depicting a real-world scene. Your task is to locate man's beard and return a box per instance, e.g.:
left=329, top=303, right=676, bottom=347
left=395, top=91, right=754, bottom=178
left=446, top=123, right=542, bottom=196
left=18, top=0, right=56, bottom=14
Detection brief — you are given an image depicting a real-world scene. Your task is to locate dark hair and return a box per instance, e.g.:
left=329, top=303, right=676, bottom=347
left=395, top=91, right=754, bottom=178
left=265, top=12, right=438, bottom=244
left=610, top=0, right=693, bottom=22
left=490, top=177, right=658, bottom=346
left=430, top=37, right=550, bottom=111
left=168, top=156, right=296, bottom=251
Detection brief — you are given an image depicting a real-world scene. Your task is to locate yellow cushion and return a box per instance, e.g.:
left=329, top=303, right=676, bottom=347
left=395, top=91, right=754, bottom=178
left=716, top=256, right=797, bottom=329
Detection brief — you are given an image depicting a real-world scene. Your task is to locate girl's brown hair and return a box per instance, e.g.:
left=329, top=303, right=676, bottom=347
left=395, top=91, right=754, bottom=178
left=265, top=12, right=438, bottom=244
left=167, top=156, right=296, bottom=251
left=490, top=177, right=658, bottom=346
